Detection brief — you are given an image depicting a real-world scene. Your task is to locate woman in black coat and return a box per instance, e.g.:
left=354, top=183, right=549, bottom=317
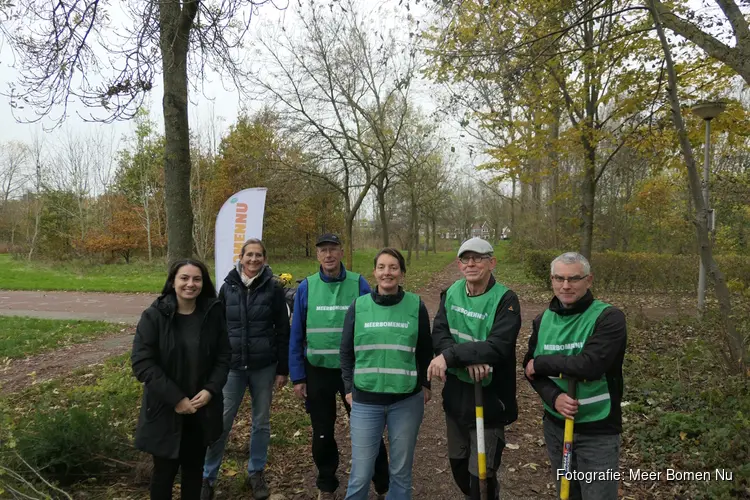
left=132, top=259, right=231, bottom=500
left=201, top=238, right=290, bottom=500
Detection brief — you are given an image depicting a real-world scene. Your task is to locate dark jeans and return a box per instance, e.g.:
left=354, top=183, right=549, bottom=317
left=150, top=415, right=207, bottom=500
left=306, top=361, right=389, bottom=494
left=446, top=413, right=504, bottom=500
left=543, top=416, right=621, bottom=500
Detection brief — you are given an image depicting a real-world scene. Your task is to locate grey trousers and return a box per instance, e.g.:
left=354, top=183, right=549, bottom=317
left=543, top=417, right=620, bottom=500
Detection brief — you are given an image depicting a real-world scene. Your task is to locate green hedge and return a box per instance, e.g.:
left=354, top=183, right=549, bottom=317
left=524, top=250, right=750, bottom=293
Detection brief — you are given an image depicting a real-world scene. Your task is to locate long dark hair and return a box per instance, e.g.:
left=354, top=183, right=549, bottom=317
left=161, top=259, right=217, bottom=300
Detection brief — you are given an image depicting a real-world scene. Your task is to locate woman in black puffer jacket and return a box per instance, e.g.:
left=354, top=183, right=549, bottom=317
left=131, top=259, right=231, bottom=500
left=201, top=238, right=290, bottom=500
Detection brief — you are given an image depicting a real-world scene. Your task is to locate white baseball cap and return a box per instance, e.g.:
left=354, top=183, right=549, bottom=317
left=457, top=237, right=494, bottom=257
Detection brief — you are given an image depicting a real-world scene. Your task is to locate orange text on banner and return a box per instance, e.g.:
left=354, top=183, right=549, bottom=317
left=232, top=203, right=249, bottom=258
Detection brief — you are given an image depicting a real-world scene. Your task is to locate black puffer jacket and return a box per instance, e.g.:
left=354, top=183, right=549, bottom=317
left=220, top=264, right=290, bottom=374
left=131, top=294, right=231, bottom=459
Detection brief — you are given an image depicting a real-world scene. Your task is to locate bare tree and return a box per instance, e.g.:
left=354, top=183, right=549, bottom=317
left=115, top=109, right=165, bottom=262
left=51, top=133, right=97, bottom=244
left=3, top=0, right=281, bottom=262
left=0, top=141, right=29, bottom=205
left=251, top=0, right=414, bottom=267
left=0, top=141, right=30, bottom=248
left=191, top=106, right=224, bottom=260
left=26, top=133, right=46, bottom=260
left=393, top=111, right=449, bottom=264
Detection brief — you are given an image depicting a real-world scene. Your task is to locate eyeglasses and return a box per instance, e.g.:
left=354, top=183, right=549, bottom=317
left=459, top=255, right=491, bottom=265
left=551, top=275, right=589, bottom=284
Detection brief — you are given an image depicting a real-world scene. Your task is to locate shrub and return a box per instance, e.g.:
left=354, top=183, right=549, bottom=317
left=522, top=249, right=750, bottom=293
left=2, top=354, right=141, bottom=486
left=13, top=407, right=127, bottom=483
left=624, top=312, right=750, bottom=499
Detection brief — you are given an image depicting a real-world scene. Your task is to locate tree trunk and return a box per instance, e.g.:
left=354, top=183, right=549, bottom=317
left=510, top=176, right=516, bottom=234
left=27, top=159, right=43, bottom=261
left=549, top=108, right=561, bottom=249
left=414, top=214, right=420, bottom=260
left=424, top=218, right=430, bottom=253
left=653, top=0, right=750, bottom=86
left=580, top=141, right=596, bottom=260
left=345, top=211, right=355, bottom=271
left=160, top=1, right=197, bottom=264
left=406, top=193, right=417, bottom=266
left=431, top=218, right=436, bottom=254
left=28, top=198, right=41, bottom=261
left=579, top=6, right=598, bottom=261
left=143, top=193, right=153, bottom=263
left=519, top=175, right=529, bottom=216
left=650, top=0, right=745, bottom=374
left=375, top=171, right=389, bottom=246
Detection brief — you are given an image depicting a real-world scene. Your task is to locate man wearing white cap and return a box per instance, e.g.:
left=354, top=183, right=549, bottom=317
left=427, top=237, right=521, bottom=500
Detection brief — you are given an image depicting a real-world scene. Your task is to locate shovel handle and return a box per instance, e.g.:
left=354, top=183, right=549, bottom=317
left=474, top=382, right=488, bottom=500
left=560, top=377, right=578, bottom=500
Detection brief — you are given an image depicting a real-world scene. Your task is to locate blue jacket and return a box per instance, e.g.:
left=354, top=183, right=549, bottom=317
left=289, top=264, right=370, bottom=384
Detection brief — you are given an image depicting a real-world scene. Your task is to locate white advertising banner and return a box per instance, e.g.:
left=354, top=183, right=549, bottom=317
left=214, top=188, right=267, bottom=290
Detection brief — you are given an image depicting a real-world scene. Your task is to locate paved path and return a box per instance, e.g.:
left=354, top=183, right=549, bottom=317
left=0, top=290, right=155, bottom=323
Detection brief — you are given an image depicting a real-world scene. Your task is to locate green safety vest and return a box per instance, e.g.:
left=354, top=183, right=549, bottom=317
left=534, top=300, right=612, bottom=423
left=353, top=292, right=420, bottom=394
left=445, top=279, right=509, bottom=386
left=305, top=270, right=361, bottom=369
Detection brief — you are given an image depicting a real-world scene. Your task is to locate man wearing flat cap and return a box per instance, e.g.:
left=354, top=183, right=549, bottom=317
left=427, top=237, right=521, bottom=500
left=289, top=233, right=389, bottom=500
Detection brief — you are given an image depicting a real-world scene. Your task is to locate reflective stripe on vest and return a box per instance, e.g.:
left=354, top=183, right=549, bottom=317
left=445, top=279, right=509, bottom=386
left=353, top=367, right=418, bottom=377
left=535, top=300, right=612, bottom=423
left=305, top=271, right=361, bottom=369
left=353, top=292, right=420, bottom=394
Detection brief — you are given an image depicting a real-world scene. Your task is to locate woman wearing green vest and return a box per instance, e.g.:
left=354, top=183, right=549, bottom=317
left=340, top=248, right=433, bottom=500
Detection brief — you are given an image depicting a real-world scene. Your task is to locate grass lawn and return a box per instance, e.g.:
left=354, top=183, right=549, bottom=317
left=0, top=316, right=122, bottom=359
left=0, top=249, right=457, bottom=294
left=0, top=254, right=166, bottom=293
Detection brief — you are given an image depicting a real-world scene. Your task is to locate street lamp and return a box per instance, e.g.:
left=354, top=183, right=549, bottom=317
left=691, top=100, right=726, bottom=313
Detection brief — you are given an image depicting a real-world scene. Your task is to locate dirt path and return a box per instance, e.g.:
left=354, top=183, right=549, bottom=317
left=0, top=328, right=136, bottom=394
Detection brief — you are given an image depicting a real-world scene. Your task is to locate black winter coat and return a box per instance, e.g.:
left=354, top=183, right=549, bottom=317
left=220, top=265, right=290, bottom=374
left=131, top=294, right=231, bottom=459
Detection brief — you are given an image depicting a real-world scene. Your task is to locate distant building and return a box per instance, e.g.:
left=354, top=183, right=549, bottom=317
left=471, top=221, right=493, bottom=240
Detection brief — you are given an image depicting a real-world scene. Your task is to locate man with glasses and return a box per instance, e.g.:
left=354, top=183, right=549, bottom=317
left=289, top=233, right=389, bottom=500
left=523, top=252, right=627, bottom=500
left=428, top=237, right=521, bottom=500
